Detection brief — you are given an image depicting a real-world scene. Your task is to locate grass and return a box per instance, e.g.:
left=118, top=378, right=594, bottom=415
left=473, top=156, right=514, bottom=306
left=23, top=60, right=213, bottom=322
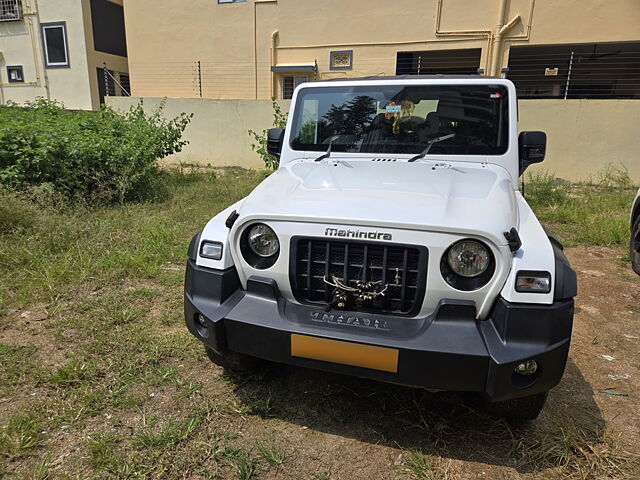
left=524, top=165, right=637, bottom=247
left=0, top=165, right=637, bottom=479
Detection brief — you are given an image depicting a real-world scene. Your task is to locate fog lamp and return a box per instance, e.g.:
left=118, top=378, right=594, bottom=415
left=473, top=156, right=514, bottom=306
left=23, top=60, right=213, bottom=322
left=197, top=314, right=208, bottom=328
left=515, top=359, right=538, bottom=376
left=515, top=271, right=551, bottom=293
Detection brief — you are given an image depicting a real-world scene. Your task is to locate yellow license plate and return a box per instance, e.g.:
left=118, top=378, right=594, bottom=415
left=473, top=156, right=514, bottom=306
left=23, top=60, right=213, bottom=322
left=290, top=334, right=398, bottom=373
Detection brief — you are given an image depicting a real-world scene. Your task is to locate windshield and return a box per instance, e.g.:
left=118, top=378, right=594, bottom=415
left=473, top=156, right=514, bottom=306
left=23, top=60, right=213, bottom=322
left=290, top=84, right=509, bottom=155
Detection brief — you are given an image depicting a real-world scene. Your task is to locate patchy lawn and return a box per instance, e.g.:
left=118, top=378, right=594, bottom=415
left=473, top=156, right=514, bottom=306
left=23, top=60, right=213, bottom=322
left=0, top=168, right=638, bottom=479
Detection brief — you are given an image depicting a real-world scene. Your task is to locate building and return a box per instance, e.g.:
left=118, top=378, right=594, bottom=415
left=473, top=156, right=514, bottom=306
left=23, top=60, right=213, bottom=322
left=0, top=0, right=129, bottom=110
left=110, top=0, right=640, bottom=181
left=122, top=0, right=640, bottom=101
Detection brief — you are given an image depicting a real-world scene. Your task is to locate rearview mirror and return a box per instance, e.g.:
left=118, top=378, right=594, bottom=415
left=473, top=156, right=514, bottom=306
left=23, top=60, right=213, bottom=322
left=518, top=131, right=546, bottom=176
left=267, top=128, right=284, bottom=158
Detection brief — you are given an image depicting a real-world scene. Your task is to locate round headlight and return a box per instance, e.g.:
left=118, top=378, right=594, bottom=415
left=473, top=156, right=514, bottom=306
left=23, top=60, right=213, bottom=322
left=247, top=224, right=279, bottom=257
left=446, top=240, right=490, bottom=278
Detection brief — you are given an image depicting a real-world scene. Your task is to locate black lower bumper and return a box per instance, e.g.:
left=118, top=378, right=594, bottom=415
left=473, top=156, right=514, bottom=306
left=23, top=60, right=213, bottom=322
left=184, top=259, right=574, bottom=402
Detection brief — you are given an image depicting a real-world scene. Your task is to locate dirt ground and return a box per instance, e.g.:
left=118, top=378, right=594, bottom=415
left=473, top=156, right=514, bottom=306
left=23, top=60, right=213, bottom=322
left=1, top=246, right=639, bottom=479
left=186, top=246, right=640, bottom=479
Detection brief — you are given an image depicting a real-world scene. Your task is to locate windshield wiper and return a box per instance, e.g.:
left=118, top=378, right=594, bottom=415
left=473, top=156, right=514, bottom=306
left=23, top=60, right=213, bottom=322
left=314, top=142, right=332, bottom=162
left=407, top=133, right=456, bottom=162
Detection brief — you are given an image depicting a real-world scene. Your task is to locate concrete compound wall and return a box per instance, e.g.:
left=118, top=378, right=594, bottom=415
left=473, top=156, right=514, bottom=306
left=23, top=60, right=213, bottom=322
left=107, top=97, right=291, bottom=169
left=106, top=96, right=640, bottom=183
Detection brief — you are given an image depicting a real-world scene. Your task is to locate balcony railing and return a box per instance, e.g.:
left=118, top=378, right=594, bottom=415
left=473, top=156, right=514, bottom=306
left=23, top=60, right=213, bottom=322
left=0, top=0, right=23, bottom=22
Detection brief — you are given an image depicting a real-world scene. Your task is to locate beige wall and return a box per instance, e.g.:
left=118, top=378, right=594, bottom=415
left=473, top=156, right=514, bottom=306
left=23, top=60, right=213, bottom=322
left=0, top=0, right=128, bottom=110
left=521, top=100, right=640, bottom=182
left=107, top=96, right=291, bottom=169
left=123, top=0, right=640, bottom=100
left=105, top=96, right=640, bottom=183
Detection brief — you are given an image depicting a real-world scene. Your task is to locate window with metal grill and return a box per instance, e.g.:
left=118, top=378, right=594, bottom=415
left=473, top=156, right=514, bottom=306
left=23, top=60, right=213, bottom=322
left=396, top=48, right=481, bottom=76
left=282, top=75, right=309, bottom=100
left=291, top=238, right=428, bottom=316
left=508, top=42, right=640, bottom=99
left=119, top=73, right=130, bottom=96
left=0, top=0, right=22, bottom=21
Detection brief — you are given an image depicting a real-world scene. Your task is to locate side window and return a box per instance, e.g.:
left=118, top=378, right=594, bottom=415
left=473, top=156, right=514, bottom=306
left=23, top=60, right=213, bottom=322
left=7, top=65, right=24, bottom=83
left=282, top=75, right=309, bottom=100
left=41, top=22, right=69, bottom=68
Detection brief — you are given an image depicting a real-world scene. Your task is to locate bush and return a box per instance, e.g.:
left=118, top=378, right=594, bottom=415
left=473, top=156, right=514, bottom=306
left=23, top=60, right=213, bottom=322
left=248, top=100, right=287, bottom=170
left=524, top=170, right=570, bottom=208
left=0, top=99, right=192, bottom=203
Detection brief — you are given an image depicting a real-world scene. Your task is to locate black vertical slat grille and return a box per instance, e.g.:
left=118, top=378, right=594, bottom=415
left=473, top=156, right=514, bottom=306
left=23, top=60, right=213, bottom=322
left=291, top=238, right=428, bottom=316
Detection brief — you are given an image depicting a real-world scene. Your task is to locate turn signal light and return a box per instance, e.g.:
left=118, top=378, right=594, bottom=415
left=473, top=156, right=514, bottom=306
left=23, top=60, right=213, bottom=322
left=515, top=271, right=551, bottom=293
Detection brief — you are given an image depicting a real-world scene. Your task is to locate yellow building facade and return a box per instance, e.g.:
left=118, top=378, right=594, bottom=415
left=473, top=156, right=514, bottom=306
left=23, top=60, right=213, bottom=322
left=123, top=0, right=640, bottom=101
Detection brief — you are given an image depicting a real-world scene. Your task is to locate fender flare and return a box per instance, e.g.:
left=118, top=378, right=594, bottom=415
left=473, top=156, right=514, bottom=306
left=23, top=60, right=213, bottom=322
left=548, top=235, right=577, bottom=301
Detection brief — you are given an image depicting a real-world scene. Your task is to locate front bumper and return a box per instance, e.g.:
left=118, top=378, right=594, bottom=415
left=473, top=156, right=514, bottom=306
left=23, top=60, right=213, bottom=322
left=184, top=259, right=574, bottom=402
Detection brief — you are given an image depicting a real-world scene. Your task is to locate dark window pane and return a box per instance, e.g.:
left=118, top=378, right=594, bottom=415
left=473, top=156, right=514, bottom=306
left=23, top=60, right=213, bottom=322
left=44, top=26, right=67, bottom=64
left=119, top=73, right=130, bottom=95
left=90, top=0, right=127, bottom=57
left=396, top=49, right=481, bottom=75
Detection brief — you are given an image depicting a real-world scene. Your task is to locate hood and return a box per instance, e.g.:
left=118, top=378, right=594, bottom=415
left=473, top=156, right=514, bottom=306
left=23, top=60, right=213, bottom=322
left=237, top=159, right=518, bottom=246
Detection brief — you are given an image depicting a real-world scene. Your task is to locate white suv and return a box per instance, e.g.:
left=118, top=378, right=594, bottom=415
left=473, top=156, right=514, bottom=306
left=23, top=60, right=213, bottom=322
left=184, top=76, right=577, bottom=421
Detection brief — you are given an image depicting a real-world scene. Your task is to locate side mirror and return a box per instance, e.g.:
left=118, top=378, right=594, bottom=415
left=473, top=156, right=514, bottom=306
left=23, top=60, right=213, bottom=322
left=518, top=131, right=546, bottom=176
left=267, top=128, right=284, bottom=158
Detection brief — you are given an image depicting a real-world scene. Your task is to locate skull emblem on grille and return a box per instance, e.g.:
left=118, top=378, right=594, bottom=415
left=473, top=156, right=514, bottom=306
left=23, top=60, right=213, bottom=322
left=322, top=275, right=389, bottom=312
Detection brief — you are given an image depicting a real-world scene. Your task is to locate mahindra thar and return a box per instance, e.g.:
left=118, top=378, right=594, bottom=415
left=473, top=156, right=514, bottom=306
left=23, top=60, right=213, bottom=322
left=184, top=76, right=577, bottom=421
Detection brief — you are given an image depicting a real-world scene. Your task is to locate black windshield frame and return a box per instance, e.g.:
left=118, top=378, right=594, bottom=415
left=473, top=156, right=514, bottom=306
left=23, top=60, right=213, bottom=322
left=289, top=84, right=509, bottom=156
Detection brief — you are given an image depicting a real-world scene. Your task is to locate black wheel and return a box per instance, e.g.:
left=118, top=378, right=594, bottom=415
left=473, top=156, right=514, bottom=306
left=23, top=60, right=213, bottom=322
left=484, top=392, right=548, bottom=422
left=631, top=215, right=640, bottom=276
left=204, top=346, right=263, bottom=373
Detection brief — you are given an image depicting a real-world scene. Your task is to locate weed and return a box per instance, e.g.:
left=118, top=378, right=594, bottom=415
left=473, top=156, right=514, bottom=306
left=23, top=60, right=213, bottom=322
left=594, top=164, right=634, bottom=189
left=48, top=358, right=97, bottom=387
left=525, top=166, right=636, bottom=246
left=256, top=439, right=286, bottom=467
left=87, top=432, right=120, bottom=469
left=248, top=100, right=288, bottom=170
left=516, top=422, right=635, bottom=479
left=0, top=411, right=45, bottom=461
left=313, top=473, right=332, bottom=480
left=524, top=170, right=569, bottom=208
left=396, top=450, right=451, bottom=480
left=217, top=445, right=259, bottom=480
left=134, top=410, right=203, bottom=450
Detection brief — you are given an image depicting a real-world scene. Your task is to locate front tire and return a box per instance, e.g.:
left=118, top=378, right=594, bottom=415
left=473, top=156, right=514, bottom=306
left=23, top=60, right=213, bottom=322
left=204, top=346, right=263, bottom=373
left=485, top=392, right=548, bottom=422
left=631, top=215, right=640, bottom=276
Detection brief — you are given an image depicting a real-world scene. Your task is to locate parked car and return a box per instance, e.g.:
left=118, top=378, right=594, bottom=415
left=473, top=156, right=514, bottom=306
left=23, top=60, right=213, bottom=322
left=184, top=76, right=577, bottom=421
left=631, top=189, right=640, bottom=275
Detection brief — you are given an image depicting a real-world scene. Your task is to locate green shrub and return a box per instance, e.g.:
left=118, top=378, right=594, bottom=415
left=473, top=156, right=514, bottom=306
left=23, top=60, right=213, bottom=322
left=0, top=99, right=192, bottom=203
left=524, top=170, right=570, bottom=208
left=248, top=99, right=287, bottom=170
